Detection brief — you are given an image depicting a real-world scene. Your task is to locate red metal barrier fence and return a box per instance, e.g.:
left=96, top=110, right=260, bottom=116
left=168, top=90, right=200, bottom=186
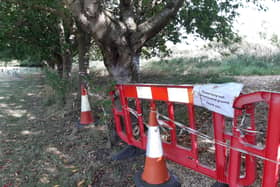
left=110, top=84, right=280, bottom=186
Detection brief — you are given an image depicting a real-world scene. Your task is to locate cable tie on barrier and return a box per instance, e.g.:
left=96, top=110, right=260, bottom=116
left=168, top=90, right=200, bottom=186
left=237, top=113, right=264, bottom=136
left=126, top=107, right=149, bottom=128
left=239, top=113, right=247, bottom=128
left=127, top=107, right=138, bottom=117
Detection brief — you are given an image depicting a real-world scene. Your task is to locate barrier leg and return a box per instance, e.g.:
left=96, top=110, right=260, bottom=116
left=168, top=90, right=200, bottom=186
left=212, top=113, right=228, bottom=186
left=211, top=182, right=229, bottom=187
left=112, top=145, right=145, bottom=160
left=262, top=95, right=280, bottom=187
left=228, top=135, right=242, bottom=187
left=111, top=89, right=145, bottom=160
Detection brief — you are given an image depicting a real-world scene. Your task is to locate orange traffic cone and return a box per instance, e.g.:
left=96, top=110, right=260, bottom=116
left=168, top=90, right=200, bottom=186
left=134, top=102, right=181, bottom=187
left=79, top=85, right=94, bottom=125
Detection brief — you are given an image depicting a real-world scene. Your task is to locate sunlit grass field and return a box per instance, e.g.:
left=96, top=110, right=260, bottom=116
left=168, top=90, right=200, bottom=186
left=142, top=53, right=280, bottom=84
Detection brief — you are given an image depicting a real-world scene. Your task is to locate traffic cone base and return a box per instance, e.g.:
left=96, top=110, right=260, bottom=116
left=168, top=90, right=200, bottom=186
left=80, top=111, right=93, bottom=125
left=211, top=182, right=229, bottom=187
left=134, top=103, right=181, bottom=187
left=134, top=171, right=181, bottom=187
left=142, top=157, right=169, bottom=184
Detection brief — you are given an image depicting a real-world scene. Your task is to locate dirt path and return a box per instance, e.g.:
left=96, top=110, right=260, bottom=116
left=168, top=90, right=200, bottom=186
left=0, top=76, right=84, bottom=186
left=0, top=77, right=55, bottom=186
left=0, top=75, right=139, bottom=187
left=236, top=75, right=280, bottom=93
left=0, top=74, right=279, bottom=186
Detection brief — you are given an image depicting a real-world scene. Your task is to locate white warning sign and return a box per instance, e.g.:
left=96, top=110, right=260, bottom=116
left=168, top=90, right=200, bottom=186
left=193, top=83, right=243, bottom=118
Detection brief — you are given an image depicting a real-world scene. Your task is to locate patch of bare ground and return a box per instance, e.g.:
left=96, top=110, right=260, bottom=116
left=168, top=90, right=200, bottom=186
left=236, top=75, right=280, bottom=93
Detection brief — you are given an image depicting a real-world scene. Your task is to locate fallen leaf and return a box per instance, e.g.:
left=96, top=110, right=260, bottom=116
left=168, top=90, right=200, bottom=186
left=72, top=169, right=79, bottom=173
left=77, top=179, right=85, bottom=187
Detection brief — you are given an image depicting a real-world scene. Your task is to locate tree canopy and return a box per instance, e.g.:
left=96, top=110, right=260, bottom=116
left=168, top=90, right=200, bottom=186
left=0, top=1, right=61, bottom=64
left=69, top=0, right=257, bottom=82
left=0, top=0, right=266, bottom=81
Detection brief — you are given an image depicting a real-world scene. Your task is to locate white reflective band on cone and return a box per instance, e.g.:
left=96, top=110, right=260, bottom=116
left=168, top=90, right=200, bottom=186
left=146, top=126, right=163, bottom=158
left=81, top=95, right=91, bottom=112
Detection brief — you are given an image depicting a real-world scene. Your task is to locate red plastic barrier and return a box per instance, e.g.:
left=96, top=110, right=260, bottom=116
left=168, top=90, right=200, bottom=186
left=111, top=84, right=280, bottom=186
left=229, top=92, right=280, bottom=187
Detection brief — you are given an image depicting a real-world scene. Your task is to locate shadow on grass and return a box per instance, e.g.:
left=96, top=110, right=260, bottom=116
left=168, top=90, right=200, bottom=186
left=0, top=67, right=238, bottom=187
left=0, top=74, right=142, bottom=187
left=0, top=77, right=75, bottom=186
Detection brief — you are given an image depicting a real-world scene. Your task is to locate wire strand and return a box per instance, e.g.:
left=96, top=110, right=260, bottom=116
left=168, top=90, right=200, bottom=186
left=124, top=107, right=280, bottom=165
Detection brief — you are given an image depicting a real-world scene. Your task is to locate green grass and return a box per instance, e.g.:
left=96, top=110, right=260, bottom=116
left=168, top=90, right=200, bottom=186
left=143, top=54, right=280, bottom=83
left=222, top=55, right=280, bottom=75
left=0, top=76, right=118, bottom=187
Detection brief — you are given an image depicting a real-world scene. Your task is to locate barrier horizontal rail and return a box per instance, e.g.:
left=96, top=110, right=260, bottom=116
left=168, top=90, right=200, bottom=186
left=111, top=84, right=280, bottom=186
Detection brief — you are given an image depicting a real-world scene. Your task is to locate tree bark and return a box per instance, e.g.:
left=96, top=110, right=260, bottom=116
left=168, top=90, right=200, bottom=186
left=58, top=18, right=73, bottom=79
left=45, top=60, right=55, bottom=69
left=77, top=27, right=91, bottom=86
left=57, top=61, right=63, bottom=78
left=50, top=53, right=64, bottom=78
left=70, top=0, right=184, bottom=83
left=101, top=45, right=139, bottom=83
left=132, top=50, right=141, bottom=82
left=62, top=49, right=72, bottom=79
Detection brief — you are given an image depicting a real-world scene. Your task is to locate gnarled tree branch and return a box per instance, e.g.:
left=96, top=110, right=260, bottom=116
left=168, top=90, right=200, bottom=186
left=134, top=0, right=184, bottom=48
left=71, top=0, right=120, bottom=42
left=119, top=0, right=136, bottom=32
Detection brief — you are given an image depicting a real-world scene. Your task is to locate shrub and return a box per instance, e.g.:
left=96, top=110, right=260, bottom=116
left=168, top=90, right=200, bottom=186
left=42, top=68, right=70, bottom=105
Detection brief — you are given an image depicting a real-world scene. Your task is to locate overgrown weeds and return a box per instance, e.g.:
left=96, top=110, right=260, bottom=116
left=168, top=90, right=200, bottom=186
left=42, top=68, right=72, bottom=106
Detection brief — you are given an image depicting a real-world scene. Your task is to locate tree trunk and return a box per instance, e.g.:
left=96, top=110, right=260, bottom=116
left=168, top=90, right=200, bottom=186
left=51, top=52, right=64, bottom=78
left=132, top=51, right=141, bottom=82
left=71, top=0, right=183, bottom=83
left=101, top=45, right=139, bottom=84
left=45, top=60, right=55, bottom=69
left=57, top=62, right=63, bottom=78
left=58, top=18, right=72, bottom=79
left=77, top=28, right=91, bottom=86
left=62, top=50, right=72, bottom=79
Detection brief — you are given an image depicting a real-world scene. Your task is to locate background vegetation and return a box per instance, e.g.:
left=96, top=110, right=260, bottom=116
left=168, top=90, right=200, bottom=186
left=1, top=0, right=280, bottom=186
